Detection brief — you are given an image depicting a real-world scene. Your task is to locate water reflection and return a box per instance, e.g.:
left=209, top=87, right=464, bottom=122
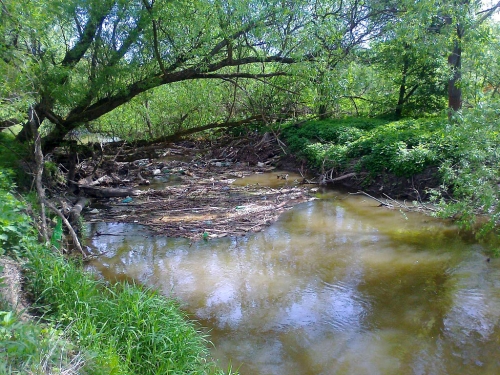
left=86, top=194, right=500, bottom=375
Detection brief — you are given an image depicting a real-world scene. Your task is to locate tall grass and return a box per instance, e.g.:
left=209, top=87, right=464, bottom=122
left=24, top=244, right=225, bottom=374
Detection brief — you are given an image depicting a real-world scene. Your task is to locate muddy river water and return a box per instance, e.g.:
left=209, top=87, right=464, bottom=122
left=86, top=173, right=500, bottom=375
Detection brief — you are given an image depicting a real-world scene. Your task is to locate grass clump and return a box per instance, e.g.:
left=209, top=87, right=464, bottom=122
left=0, top=307, right=84, bottom=375
left=24, top=247, right=222, bottom=374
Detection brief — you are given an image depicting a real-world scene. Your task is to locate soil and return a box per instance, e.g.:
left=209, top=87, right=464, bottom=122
left=335, top=166, right=442, bottom=201
left=0, top=257, right=31, bottom=320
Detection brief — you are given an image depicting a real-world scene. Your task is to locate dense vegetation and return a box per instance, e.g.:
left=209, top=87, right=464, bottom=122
left=1, top=0, right=500, bottom=371
left=281, top=105, right=500, bottom=238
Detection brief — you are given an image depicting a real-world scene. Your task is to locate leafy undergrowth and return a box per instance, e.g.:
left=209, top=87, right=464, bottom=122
left=282, top=116, right=443, bottom=178
left=0, top=166, right=231, bottom=374
left=281, top=110, right=500, bottom=242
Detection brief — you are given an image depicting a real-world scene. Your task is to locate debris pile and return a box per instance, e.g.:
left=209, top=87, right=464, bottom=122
left=76, top=136, right=315, bottom=240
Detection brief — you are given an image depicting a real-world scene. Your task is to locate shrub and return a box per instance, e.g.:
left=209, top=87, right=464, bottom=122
left=283, top=117, right=443, bottom=177
left=0, top=171, right=33, bottom=257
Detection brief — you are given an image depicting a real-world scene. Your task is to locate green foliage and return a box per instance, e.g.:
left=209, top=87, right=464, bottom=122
left=0, top=133, right=30, bottom=187
left=429, top=105, right=500, bottom=238
left=282, top=118, right=388, bottom=156
left=0, top=172, right=32, bottom=257
left=0, top=310, right=82, bottom=374
left=283, top=107, right=500, bottom=239
left=282, top=117, right=441, bottom=176
left=50, top=217, right=63, bottom=250
left=24, top=244, right=226, bottom=374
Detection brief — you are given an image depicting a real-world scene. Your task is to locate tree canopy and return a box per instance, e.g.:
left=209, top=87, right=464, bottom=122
left=1, top=0, right=499, bottom=150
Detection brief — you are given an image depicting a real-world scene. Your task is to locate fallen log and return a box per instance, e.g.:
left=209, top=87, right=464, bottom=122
left=79, top=186, right=140, bottom=198
left=69, top=197, right=90, bottom=225
left=321, top=172, right=357, bottom=184
left=88, top=175, right=113, bottom=186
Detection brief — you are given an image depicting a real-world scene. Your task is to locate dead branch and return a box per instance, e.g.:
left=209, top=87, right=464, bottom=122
left=137, top=170, right=150, bottom=185
left=69, top=197, right=90, bottom=225
left=90, top=142, right=104, bottom=177
left=112, top=140, right=127, bottom=162
left=88, top=175, right=113, bottom=186
left=324, top=172, right=357, bottom=183
left=44, top=200, right=86, bottom=256
left=79, top=185, right=140, bottom=198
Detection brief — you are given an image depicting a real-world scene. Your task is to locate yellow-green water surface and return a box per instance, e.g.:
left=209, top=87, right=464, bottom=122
left=86, top=190, right=500, bottom=375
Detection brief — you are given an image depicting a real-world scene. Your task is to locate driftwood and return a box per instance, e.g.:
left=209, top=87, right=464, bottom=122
left=69, top=197, right=90, bottom=225
left=79, top=185, right=140, bottom=198
left=88, top=175, right=113, bottom=186
left=320, top=168, right=358, bottom=184
left=328, top=172, right=356, bottom=182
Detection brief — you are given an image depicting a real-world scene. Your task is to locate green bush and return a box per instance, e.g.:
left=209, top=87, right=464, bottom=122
left=0, top=172, right=33, bottom=257
left=283, top=117, right=443, bottom=177
left=429, top=106, right=500, bottom=238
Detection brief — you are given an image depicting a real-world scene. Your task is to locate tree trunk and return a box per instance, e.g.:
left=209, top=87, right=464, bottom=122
left=448, top=25, right=464, bottom=117
left=17, top=105, right=45, bottom=142
left=318, top=103, right=328, bottom=120
left=395, top=54, right=409, bottom=119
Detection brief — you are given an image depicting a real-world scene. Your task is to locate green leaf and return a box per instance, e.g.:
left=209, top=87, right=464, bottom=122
left=50, top=217, right=63, bottom=250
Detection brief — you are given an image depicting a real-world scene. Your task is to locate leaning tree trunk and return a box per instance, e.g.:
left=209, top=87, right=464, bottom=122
left=17, top=104, right=45, bottom=142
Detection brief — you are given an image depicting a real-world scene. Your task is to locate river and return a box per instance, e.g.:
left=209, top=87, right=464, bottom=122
left=85, top=177, right=500, bottom=375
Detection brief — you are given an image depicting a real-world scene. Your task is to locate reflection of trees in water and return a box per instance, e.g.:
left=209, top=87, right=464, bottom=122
left=88, top=202, right=500, bottom=375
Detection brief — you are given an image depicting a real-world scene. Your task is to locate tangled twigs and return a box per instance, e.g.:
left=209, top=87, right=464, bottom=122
left=44, top=200, right=87, bottom=256
left=351, top=190, right=438, bottom=213
left=31, top=112, right=87, bottom=256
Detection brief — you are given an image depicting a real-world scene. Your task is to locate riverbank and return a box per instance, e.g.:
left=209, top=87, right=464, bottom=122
left=280, top=115, right=500, bottom=241
left=0, top=148, right=233, bottom=374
